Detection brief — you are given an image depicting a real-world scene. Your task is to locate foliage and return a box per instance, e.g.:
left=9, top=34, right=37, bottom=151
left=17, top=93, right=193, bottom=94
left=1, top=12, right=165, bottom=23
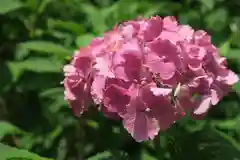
left=0, top=0, right=240, bottom=159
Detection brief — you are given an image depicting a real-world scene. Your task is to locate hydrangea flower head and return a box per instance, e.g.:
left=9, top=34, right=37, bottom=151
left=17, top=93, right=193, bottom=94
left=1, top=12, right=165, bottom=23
left=63, top=16, right=239, bottom=142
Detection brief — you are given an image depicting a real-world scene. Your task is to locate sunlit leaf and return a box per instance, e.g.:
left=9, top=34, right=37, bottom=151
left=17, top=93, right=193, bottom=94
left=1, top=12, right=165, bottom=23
left=205, top=8, right=228, bottom=31
left=19, top=41, right=72, bottom=58
left=81, top=3, right=108, bottom=34
left=87, top=151, right=111, bottom=160
left=0, top=0, right=23, bottom=14
left=0, top=121, right=23, bottom=140
left=233, top=82, right=240, bottom=96
left=200, top=0, right=215, bottom=10
left=76, top=34, right=95, bottom=47
left=219, top=40, right=230, bottom=57
left=142, top=151, right=157, bottom=160
left=10, top=58, right=62, bottom=73
left=0, top=143, right=52, bottom=160
left=47, top=19, right=85, bottom=35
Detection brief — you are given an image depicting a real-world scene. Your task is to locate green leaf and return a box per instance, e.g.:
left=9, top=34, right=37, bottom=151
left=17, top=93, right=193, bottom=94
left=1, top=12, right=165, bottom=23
left=219, top=40, right=230, bottom=57
left=0, top=63, right=12, bottom=93
left=211, top=116, right=240, bottom=130
left=0, top=143, right=52, bottom=160
left=47, top=19, right=85, bottom=35
left=200, top=0, right=215, bottom=10
left=225, top=49, right=240, bottom=61
left=170, top=126, right=240, bottom=160
left=81, top=3, right=108, bottom=34
left=76, top=34, right=95, bottom=47
left=40, top=88, right=64, bottom=98
left=10, top=58, right=62, bottom=73
left=142, top=151, right=157, bottom=160
left=0, top=121, right=23, bottom=140
left=37, top=0, right=51, bottom=15
left=19, top=41, right=72, bottom=58
left=87, top=151, right=111, bottom=160
left=205, top=8, right=228, bottom=31
left=0, top=0, right=23, bottom=14
left=233, top=82, right=240, bottom=95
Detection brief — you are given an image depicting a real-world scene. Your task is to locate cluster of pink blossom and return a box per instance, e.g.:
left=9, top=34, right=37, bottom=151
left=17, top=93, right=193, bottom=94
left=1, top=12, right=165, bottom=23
left=63, top=16, right=239, bottom=142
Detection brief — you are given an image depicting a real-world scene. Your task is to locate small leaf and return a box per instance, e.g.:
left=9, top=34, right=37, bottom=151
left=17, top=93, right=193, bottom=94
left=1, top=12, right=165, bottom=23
left=19, top=41, right=72, bottom=58
left=219, top=41, right=230, bottom=57
left=0, top=143, right=52, bottom=160
left=0, top=0, right=23, bottom=14
left=233, top=82, right=240, bottom=95
left=76, top=34, right=95, bottom=47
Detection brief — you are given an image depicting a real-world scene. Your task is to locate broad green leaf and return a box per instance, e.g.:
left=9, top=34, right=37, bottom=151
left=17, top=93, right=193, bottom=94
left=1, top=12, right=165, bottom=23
left=225, top=49, right=240, bottom=61
left=0, top=143, right=52, bottom=160
left=219, top=40, right=230, bottom=56
left=200, top=0, right=215, bottom=10
left=0, top=0, right=23, bottom=14
left=10, top=58, right=62, bottom=73
left=143, top=5, right=160, bottom=17
left=81, top=3, right=108, bottom=34
left=37, top=0, right=51, bottom=14
left=211, top=116, right=240, bottom=130
left=76, top=34, right=95, bottom=47
left=19, top=41, right=72, bottom=58
left=0, top=121, right=23, bottom=140
left=47, top=19, right=85, bottom=35
left=142, top=151, right=157, bottom=160
left=40, top=88, right=64, bottom=98
left=87, top=151, right=111, bottom=160
left=205, top=8, right=228, bottom=31
left=7, top=62, right=23, bottom=82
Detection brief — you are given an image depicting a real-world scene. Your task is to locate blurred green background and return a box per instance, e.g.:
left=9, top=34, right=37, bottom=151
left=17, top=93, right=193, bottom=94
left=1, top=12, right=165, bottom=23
left=0, top=0, right=240, bottom=159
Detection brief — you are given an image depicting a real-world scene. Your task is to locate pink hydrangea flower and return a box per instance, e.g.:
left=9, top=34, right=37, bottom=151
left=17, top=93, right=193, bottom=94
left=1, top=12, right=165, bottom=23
left=63, top=16, right=239, bottom=142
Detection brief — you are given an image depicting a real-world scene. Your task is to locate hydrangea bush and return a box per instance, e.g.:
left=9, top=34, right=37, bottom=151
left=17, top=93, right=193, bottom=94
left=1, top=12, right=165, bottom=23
left=63, top=16, right=239, bottom=142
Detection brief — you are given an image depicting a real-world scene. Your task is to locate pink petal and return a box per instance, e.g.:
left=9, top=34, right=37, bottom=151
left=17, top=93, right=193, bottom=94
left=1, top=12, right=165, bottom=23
left=193, top=96, right=211, bottom=115
left=150, top=87, right=172, bottom=96
left=139, top=16, right=163, bottom=42
left=91, top=75, right=106, bottom=104
left=103, top=84, right=130, bottom=115
left=123, top=97, right=159, bottom=142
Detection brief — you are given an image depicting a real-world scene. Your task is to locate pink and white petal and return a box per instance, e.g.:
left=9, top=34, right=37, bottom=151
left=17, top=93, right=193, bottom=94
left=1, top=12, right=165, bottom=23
left=163, top=16, right=178, bottom=31
left=91, top=75, right=107, bottom=104
left=150, top=87, right=172, bottom=96
left=123, top=101, right=159, bottom=142
left=94, top=56, right=114, bottom=78
left=139, top=16, right=163, bottom=42
left=193, top=96, right=211, bottom=115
